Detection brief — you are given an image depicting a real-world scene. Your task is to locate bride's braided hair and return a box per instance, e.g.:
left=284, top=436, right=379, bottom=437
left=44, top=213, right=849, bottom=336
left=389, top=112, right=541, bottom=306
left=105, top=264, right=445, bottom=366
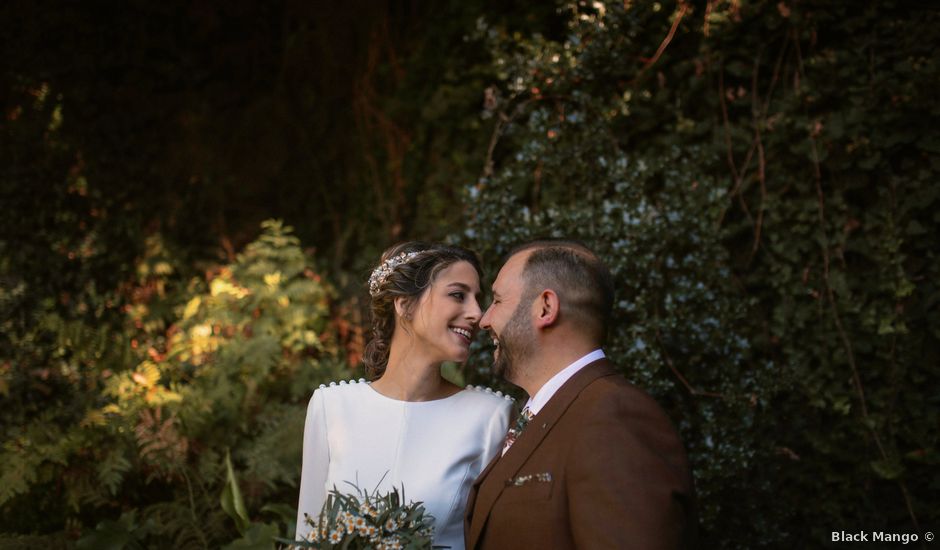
left=363, top=241, right=482, bottom=379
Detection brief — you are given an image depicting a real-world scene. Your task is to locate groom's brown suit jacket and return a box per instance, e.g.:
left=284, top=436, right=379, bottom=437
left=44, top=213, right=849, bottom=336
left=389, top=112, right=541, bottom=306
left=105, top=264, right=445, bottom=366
left=464, top=359, right=696, bottom=549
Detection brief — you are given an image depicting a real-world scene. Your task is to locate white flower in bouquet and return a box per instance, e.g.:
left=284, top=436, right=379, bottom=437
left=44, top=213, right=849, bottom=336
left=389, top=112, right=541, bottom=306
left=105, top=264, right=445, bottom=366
left=288, top=481, right=438, bottom=549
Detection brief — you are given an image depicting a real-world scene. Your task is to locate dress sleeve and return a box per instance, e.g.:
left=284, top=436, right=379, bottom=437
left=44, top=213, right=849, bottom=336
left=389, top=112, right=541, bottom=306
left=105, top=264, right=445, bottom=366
left=295, top=389, right=330, bottom=542
left=481, top=398, right=512, bottom=465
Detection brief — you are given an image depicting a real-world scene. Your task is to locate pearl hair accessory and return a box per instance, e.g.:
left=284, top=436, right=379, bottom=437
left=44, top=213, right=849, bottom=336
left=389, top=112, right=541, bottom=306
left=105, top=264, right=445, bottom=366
left=368, top=251, right=422, bottom=297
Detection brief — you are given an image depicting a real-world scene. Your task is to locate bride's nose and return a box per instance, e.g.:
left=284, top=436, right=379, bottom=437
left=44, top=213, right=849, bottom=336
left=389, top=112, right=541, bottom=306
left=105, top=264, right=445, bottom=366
left=466, top=297, right=482, bottom=325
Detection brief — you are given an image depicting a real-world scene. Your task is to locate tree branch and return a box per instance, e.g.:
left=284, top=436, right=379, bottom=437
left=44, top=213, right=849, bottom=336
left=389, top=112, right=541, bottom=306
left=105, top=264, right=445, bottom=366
left=632, top=2, right=690, bottom=83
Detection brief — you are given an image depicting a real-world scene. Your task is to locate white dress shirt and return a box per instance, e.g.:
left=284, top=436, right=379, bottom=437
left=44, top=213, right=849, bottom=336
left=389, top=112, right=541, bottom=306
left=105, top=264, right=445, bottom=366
left=524, top=349, right=606, bottom=415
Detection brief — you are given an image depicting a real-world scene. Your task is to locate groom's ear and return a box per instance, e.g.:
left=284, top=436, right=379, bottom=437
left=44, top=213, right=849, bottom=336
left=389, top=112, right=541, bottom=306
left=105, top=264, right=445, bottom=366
left=534, top=289, right=560, bottom=328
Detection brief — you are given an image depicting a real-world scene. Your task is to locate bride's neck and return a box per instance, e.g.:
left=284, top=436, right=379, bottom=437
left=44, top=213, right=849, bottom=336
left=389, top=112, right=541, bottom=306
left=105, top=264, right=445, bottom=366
left=372, top=345, right=450, bottom=402
left=372, top=361, right=452, bottom=401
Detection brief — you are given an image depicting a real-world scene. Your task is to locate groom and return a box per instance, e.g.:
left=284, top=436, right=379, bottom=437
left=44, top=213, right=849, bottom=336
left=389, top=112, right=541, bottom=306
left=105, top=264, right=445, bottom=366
left=464, top=240, right=696, bottom=549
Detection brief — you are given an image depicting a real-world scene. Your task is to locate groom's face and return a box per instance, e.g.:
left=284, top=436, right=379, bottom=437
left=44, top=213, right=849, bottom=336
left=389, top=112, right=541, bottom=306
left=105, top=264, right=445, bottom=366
left=481, top=252, right=536, bottom=383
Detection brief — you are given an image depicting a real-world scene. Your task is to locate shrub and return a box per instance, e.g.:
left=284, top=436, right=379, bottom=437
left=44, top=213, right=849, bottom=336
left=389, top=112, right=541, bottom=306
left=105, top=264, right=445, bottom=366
left=1, top=220, right=348, bottom=548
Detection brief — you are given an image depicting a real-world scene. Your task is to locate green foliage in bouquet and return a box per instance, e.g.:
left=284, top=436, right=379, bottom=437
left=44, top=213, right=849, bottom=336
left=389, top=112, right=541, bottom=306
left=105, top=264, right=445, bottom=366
left=287, top=482, right=435, bottom=550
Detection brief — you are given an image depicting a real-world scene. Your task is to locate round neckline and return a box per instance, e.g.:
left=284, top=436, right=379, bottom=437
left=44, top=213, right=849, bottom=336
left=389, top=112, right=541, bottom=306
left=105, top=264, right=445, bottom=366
left=364, top=382, right=467, bottom=404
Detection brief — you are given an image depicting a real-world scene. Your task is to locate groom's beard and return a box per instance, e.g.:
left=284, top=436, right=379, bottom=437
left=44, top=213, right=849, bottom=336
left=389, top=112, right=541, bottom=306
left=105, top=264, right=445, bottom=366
left=492, top=301, right=534, bottom=384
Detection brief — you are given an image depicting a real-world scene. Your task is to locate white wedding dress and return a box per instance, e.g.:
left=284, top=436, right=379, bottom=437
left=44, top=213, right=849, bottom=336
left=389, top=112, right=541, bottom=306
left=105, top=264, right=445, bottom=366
left=295, top=379, right=512, bottom=549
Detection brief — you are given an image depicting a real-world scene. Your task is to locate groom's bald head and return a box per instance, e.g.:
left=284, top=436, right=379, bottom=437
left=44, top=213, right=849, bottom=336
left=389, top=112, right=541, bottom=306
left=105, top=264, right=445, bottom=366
left=507, top=239, right=614, bottom=344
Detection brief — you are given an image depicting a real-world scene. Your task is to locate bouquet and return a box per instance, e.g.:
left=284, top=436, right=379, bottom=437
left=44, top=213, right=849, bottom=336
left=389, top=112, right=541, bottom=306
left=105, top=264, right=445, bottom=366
left=290, top=482, right=437, bottom=549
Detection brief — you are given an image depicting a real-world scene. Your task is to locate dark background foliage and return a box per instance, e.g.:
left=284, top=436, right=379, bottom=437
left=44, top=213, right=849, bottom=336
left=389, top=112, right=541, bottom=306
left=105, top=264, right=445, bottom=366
left=2, top=0, right=937, bottom=548
left=464, top=2, right=940, bottom=547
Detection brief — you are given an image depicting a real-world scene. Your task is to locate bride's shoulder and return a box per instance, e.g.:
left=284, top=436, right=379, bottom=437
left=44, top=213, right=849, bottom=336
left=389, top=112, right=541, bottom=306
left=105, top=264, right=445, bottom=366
left=316, top=378, right=368, bottom=388
left=312, top=378, right=370, bottom=398
left=461, top=384, right=514, bottom=409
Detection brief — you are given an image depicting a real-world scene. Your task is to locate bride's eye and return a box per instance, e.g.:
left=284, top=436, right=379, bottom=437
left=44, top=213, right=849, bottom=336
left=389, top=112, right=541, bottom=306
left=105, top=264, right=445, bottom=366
left=450, top=291, right=465, bottom=301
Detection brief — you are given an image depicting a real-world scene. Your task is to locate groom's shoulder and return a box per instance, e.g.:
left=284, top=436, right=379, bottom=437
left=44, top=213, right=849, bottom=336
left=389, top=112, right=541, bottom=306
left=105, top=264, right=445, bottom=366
left=577, top=364, right=673, bottom=418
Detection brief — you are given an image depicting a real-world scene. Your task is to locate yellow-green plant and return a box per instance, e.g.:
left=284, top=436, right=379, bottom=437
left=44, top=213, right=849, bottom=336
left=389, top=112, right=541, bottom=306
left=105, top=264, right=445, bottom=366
left=2, top=220, right=348, bottom=548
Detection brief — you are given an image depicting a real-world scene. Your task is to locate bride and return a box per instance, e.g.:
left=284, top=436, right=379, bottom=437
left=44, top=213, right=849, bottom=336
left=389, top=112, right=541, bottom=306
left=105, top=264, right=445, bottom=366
left=295, top=242, right=512, bottom=548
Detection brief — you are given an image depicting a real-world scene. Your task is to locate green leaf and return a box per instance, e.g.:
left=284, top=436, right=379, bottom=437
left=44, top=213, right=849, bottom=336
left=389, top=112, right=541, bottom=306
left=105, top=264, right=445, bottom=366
left=260, top=502, right=297, bottom=524
left=183, top=296, right=202, bottom=320
left=75, top=522, right=134, bottom=550
left=261, top=502, right=298, bottom=537
left=76, top=512, right=146, bottom=550
left=896, top=279, right=915, bottom=299
left=221, top=450, right=251, bottom=535
left=906, top=220, right=927, bottom=236
left=870, top=458, right=904, bottom=480
left=877, top=317, right=895, bottom=335
left=221, top=522, right=279, bottom=550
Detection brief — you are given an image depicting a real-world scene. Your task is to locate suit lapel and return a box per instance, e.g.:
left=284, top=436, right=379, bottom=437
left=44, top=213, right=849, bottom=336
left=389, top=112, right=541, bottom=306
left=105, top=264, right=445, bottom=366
left=466, top=359, right=616, bottom=548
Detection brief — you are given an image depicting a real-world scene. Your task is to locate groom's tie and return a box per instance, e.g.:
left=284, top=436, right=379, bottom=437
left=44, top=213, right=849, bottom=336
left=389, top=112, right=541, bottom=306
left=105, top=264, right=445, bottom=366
left=501, top=406, right=533, bottom=456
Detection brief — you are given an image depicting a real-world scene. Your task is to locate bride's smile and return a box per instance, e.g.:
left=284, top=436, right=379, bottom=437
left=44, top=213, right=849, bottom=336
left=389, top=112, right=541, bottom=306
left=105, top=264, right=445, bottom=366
left=405, top=260, right=482, bottom=364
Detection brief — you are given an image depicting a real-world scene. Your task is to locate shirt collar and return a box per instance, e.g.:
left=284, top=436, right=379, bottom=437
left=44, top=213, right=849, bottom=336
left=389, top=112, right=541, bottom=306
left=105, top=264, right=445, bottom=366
left=525, top=349, right=605, bottom=415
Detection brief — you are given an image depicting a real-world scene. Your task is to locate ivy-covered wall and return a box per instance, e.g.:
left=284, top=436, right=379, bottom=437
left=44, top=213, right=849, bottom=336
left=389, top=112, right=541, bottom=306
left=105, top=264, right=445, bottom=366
left=463, top=1, right=939, bottom=547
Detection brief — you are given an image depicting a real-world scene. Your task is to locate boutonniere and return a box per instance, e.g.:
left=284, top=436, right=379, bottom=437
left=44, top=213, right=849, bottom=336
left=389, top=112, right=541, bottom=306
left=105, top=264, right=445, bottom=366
left=505, top=472, right=552, bottom=487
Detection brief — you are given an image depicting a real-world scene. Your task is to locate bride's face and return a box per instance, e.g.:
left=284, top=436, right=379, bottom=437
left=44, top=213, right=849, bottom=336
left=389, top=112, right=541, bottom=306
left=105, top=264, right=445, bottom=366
left=407, top=260, right=483, bottom=364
